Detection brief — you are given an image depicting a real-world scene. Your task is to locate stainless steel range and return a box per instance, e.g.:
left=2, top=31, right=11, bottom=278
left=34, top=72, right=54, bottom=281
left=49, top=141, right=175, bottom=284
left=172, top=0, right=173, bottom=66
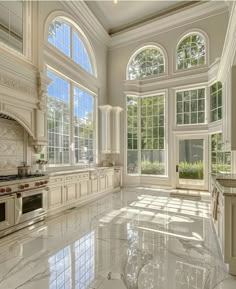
left=0, top=174, right=49, bottom=238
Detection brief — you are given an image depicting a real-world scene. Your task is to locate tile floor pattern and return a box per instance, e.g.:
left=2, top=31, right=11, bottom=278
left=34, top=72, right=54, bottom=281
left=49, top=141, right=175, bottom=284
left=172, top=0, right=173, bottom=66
left=0, top=188, right=236, bottom=289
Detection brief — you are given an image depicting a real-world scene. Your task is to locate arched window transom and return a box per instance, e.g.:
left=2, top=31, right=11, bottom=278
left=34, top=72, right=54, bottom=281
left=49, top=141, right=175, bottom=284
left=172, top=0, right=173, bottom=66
left=177, top=33, right=206, bottom=70
left=128, top=46, right=165, bottom=80
left=48, top=18, right=93, bottom=74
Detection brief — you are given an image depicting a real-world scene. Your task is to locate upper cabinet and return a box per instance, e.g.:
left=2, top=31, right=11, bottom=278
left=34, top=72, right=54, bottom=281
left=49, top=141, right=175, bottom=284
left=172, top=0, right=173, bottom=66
left=222, top=65, right=236, bottom=151
left=99, top=105, right=123, bottom=154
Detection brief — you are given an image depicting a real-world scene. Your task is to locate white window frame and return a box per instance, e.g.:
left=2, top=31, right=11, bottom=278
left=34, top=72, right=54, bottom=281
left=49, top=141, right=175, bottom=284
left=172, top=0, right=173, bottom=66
left=126, top=43, right=168, bottom=80
left=0, top=0, right=32, bottom=60
left=175, top=86, right=207, bottom=127
left=125, top=90, right=168, bottom=178
left=46, top=67, right=97, bottom=168
left=174, top=30, right=209, bottom=74
left=47, top=16, right=96, bottom=76
left=173, top=83, right=208, bottom=130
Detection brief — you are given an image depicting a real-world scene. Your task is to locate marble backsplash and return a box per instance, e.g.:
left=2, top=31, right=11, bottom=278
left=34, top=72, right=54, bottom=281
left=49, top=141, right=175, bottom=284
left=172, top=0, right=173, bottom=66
left=0, top=118, right=25, bottom=175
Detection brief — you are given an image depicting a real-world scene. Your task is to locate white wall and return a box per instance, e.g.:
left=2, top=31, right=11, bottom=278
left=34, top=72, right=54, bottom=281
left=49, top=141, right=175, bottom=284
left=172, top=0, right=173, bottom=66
left=107, top=11, right=229, bottom=187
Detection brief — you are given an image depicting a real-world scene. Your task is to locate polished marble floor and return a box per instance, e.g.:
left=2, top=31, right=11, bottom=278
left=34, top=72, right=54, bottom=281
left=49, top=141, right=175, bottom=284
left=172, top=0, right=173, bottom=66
left=0, top=188, right=236, bottom=289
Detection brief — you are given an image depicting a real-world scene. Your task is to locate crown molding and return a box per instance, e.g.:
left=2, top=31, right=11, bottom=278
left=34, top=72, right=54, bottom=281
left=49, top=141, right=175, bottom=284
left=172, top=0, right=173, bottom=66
left=217, top=1, right=236, bottom=81
left=110, top=1, right=228, bottom=49
left=60, top=0, right=111, bottom=47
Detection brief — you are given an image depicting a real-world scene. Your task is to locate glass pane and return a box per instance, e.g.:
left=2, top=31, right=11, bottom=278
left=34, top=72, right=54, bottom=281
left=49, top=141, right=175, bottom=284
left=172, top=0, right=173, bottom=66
left=0, top=203, right=6, bottom=222
left=211, top=133, right=231, bottom=173
left=0, top=1, right=23, bottom=52
left=73, top=86, right=94, bottom=165
left=127, top=150, right=138, bottom=174
left=141, top=150, right=165, bottom=175
left=128, top=47, right=165, bottom=80
left=179, top=139, right=204, bottom=180
left=22, top=194, right=43, bottom=214
left=47, top=70, right=70, bottom=165
left=177, top=34, right=205, bottom=70
left=48, top=20, right=70, bottom=56
left=72, top=31, right=92, bottom=73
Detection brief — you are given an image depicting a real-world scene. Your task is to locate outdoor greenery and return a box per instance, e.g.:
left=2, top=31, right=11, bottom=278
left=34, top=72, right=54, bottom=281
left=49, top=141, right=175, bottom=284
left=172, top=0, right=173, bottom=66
left=179, top=160, right=204, bottom=180
left=141, top=161, right=165, bottom=175
left=177, top=34, right=205, bottom=70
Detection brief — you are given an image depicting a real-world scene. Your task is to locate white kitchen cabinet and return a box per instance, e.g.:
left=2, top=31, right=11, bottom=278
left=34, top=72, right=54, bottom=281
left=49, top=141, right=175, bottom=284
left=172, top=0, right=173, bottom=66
left=91, top=179, right=98, bottom=194
left=48, top=185, right=64, bottom=210
left=99, top=174, right=107, bottom=191
left=99, top=105, right=112, bottom=153
left=65, top=182, right=77, bottom=204
left=79, top=180, right=90, bottom=197
left=222, top=65, right=236, bottom=151
left=111, top=107, right=123, bottom=153
left=106, top=169, right=114, bottom=190
left=211, top=178, right=236, bottom=275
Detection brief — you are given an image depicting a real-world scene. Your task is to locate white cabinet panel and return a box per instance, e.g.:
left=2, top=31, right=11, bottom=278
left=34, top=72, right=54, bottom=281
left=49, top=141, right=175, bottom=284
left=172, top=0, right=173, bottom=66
left=79, top=180, right=89, bottom=197
left=48, top=185, right=64, bottom=210
left=65, top=183, right=77, bottom=203
left=91, top=179, right=98, bottom=194
left=107, top=173, right=114, bottom=189
left=99, top=176, right=106, bottom=191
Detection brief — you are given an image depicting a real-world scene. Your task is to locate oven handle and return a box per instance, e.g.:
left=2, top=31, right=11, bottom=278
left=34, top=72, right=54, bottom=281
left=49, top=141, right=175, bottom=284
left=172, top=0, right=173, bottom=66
left=18, top=187, right=49, bottom=197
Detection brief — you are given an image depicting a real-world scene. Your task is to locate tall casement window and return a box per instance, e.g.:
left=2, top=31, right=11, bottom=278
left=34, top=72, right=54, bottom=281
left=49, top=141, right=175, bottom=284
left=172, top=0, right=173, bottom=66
left=176, top=33, right=206, bottom=70
left=0, top=0, right=23, bottom=53
left=127, top=46, right=165, bottom=80
left=47, top=70, right=95, bottom=166
left=48, top=17, right=93, bottom=74
left=127, top=94, right=166, bottom=176
left=176, top=88, right=206, bottom=125
left=47, top=17, right=96, bottom=166
left=210, top=81, right=222, bottom=122
left=211, top=133, right=231, bottom=173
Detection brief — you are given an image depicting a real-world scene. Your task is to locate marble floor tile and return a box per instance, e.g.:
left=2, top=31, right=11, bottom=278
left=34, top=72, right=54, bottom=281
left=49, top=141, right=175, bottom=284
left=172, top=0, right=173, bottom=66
left=0, top=188, right=235, bottom=289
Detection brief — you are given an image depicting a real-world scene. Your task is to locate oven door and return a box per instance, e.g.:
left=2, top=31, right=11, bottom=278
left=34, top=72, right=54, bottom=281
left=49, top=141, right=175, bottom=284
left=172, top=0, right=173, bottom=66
left=15, top=188, right=48, bottom=225
left=0, top=195, right=15, bottom=231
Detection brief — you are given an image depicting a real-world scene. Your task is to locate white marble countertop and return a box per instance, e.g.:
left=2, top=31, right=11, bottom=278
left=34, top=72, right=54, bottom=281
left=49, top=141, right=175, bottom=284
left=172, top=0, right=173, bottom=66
left=212, top=175, right=236, bottom=197
left=46, top=166, right=122, bottom=176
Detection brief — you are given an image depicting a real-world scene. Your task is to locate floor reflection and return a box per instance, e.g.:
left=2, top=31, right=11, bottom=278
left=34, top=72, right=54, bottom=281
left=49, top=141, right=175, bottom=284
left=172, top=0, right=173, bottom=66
left=0, top=189, right=235, bottom=289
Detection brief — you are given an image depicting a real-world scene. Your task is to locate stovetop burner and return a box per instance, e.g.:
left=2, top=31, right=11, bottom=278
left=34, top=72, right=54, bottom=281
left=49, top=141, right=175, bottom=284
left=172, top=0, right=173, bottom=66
left=0, top=174, right=46, bottom=182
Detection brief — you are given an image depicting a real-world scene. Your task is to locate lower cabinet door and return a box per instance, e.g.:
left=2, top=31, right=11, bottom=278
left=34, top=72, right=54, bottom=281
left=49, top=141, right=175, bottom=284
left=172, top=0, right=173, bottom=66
left=107, top=174, right=114, bottom=189
left=99, top=176, right=106, bottom=191
left=65, top=182, right=77, bottom=204
left=91, top=179, right=98, bottom=194
left=80, top=180, right=89, bottom=197
left=48, top=185, right=64, bottom=210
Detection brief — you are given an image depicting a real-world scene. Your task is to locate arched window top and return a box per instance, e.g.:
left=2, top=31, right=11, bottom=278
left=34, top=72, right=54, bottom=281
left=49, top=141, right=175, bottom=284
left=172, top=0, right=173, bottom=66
left=127, top=45, right=166, bottom=80
left=48, top=17, right=95, bottom=75
left=176, top=32, right=206, bottom=70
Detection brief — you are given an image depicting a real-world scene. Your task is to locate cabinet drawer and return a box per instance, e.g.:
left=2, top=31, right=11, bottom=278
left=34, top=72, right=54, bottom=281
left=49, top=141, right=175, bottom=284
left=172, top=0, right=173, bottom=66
left=49, top=176, right=64, bottom=185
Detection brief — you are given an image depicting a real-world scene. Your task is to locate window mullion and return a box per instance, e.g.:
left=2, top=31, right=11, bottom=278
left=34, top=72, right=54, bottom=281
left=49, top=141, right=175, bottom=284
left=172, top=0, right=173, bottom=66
left=138, top=97, right=142, bottom=175
left=70, top=83, right=74, bottom=165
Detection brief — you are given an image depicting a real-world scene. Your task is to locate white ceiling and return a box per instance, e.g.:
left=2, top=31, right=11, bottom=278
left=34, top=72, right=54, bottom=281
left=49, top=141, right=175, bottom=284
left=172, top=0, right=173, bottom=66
left=85, top=0, right=191, bottom=34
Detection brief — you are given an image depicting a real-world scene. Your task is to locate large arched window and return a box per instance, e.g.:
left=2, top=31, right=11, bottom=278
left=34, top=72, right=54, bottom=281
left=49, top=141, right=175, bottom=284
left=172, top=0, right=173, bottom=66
left=48, top=17, right=93, bottom=74
left=46, top=16, right=97, bottom=166
left=176, top=33, right=206, bottom=70
left=127, top=46, right=166, bottom=80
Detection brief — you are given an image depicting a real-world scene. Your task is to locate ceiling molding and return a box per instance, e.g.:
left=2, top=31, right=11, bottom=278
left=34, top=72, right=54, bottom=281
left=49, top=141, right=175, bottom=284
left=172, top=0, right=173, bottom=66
left=110, top=1, right=228, bottom=49
left=217, top=1, right=236, bottom=81
left=60, top=0, right=111, bottom=47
